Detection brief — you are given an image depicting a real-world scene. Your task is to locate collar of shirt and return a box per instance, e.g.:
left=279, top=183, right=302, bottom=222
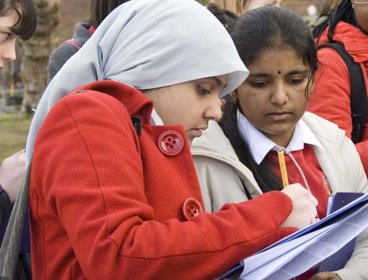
left=237, top=110, right=324, bottom=164
left=150, top=108, right=164, bottom=125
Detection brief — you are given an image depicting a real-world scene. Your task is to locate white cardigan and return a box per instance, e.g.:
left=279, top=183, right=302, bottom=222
left=191, top=112, right=368, bottom=280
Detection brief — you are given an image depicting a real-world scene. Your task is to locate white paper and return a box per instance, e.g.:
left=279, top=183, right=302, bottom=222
left=239, top=201, right=368, bottom=280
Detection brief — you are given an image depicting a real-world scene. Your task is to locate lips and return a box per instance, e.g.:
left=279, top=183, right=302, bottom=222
left=190, top=129, right=203, bottom=138
left=189, top=126, right=207, bottom=138
left=267, top=112, right=292, bottom=121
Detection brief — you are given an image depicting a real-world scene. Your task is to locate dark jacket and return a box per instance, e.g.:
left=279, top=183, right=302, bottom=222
left=47, top=22, right=93, bottom=83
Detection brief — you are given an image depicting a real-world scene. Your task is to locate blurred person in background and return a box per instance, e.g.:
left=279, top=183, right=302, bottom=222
left=47, top=0, right=130, bottom=82
left=308, top=0, right=368, bottom=175
left=0, top=0, right=36, bottom=276
left=0, top=0, right=36, bottom=224
left=208, top=0, right=281, bottom=15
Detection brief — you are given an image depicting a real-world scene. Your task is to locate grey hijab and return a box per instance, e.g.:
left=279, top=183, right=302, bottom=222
left=26, top=0, right=248, bottom=159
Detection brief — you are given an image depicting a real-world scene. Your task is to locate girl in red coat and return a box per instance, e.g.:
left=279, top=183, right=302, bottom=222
left=308, top=0, right=368, bottom=174
left=27, top=0, right=318, bottom=279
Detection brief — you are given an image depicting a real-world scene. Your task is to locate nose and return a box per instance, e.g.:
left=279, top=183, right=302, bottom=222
left=1, top=41, right=17, bottom=63
left=270, top=83, right=288, bottom=105
left=204, top=96, right=223, bottom=122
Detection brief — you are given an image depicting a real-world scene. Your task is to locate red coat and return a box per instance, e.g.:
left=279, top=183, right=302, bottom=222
left=307, top=22, right=368, bottom=174
left=30, top=80, right=294, bottom=279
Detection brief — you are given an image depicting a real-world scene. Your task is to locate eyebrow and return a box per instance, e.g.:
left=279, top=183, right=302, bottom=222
left=287, top=70, right=310, bottom=76
left=0, top=26, right=13, bottom=32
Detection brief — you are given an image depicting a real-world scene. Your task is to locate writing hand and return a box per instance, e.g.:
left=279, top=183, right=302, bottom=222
left=280, top=183, right=318, bottom=229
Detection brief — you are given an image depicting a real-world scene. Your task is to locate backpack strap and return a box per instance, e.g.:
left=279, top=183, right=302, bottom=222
left=318, top=42, right=368, bottom=143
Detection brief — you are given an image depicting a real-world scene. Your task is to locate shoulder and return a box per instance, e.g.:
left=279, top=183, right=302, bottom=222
left=73, top=22, right=93, bottom=46
left=50, top=39, right=80, bottom=59
left=302, top=112, right=346, bottom=143
left=47, top=41, right=81, bottom=81
left=46, top=83, right=133, bottom=129
left=317, top=47, right=349, bottom=75
left=62, top=88, right=130, bottom=120
left=191, top=120, right=236, bottom=159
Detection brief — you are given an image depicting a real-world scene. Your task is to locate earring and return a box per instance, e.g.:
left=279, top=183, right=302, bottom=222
left=230, top=91, right=238, bottom=104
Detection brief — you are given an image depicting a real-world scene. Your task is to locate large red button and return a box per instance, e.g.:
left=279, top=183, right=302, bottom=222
left=183, top=198, right=203, bottom=220
left=157, top=130, right=184, bottom=156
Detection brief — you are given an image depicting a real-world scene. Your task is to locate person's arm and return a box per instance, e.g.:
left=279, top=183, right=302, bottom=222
left=0, top=150, right=26, bottom=223
left=30, top=91, right=316, bottom=279
left=0, top=184, right=11, bottom=223
left=47, top=42, right=80, bottom=83
left=355, top=141, right=368, bottom=175
left=0, top=150, right=26, bottom=204
left=193, top=155, right=251, bottom=212
left=308, top=48, right=352, bottom=135
left=308, top=48, right=368, bottom=174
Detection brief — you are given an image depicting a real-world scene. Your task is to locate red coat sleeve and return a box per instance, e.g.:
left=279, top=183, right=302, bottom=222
left=30, top=92, right=294, bottom=279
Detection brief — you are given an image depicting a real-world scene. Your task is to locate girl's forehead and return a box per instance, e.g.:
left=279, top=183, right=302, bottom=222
left=0, top=9, right=19, bottom=28
left=250, top=49, right=304, bottom=66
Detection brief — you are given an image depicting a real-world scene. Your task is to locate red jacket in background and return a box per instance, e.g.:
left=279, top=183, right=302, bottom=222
left=307, top=22, right=368, bottom=174
left=29, top=80, right=294, bottom=279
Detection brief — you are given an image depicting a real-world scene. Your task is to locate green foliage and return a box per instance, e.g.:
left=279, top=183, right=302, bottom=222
left=0, top=114, right=31, bottom=159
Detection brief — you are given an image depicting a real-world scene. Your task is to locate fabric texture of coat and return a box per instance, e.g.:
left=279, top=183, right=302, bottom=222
left=307, top=21, right=368, bottom=174
left=30, top=80, right=297, bottom=280
left=191, top=112, right=368, bottom=280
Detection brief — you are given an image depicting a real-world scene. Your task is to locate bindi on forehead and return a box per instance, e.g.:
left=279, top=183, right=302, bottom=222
left=278, top=71, right=282, bottom=75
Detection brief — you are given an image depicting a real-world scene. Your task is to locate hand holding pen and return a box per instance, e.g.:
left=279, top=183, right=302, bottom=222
left=280, top=183, right=318, bottom=229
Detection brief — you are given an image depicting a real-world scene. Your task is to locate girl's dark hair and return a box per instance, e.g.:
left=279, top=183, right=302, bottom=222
left=207, top=3, right=238, bottom=33
left=221, top=7, right=318, bottom=193
left=313, top=0, right=355, bottom=42
left=90, top=0, right=131, bottom=28
left=0, top=0, right=37, bottom=40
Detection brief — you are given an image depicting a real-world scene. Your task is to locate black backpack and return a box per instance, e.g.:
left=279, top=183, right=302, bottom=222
left=317, top=42, right=368, bottom=144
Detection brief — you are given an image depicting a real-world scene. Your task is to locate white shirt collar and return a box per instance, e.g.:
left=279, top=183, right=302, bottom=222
left=237, top=110, right=324, bottom=164
left=150, top=108, right=164, bottom=125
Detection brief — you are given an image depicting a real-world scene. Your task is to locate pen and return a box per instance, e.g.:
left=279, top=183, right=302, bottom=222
left=277, top=150, right=289, bottom=188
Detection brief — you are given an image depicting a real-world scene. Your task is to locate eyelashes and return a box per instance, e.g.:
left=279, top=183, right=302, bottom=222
left=0, top=32, right=15, bottom=44
left=196, top=85, right=211, bottom=95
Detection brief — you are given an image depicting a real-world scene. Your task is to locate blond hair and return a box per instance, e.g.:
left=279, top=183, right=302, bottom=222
left=208, top=0, right=247, bottom=15
left=319, top=0, right=341, bottom=15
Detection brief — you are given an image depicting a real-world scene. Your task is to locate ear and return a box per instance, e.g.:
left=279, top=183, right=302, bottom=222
left=306, top=78, right=315, bottom=100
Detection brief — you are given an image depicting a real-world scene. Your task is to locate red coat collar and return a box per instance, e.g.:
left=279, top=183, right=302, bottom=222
left=73, top=80, right=153, bottom=124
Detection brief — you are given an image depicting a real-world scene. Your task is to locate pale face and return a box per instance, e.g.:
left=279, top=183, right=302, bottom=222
left=145, top=75, right=228, bottom=145
left=352, top=0, right=368, bottom=33
left=0, top=9, right=18, bottom=69
left=236, top=48, right=312, bottom=147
